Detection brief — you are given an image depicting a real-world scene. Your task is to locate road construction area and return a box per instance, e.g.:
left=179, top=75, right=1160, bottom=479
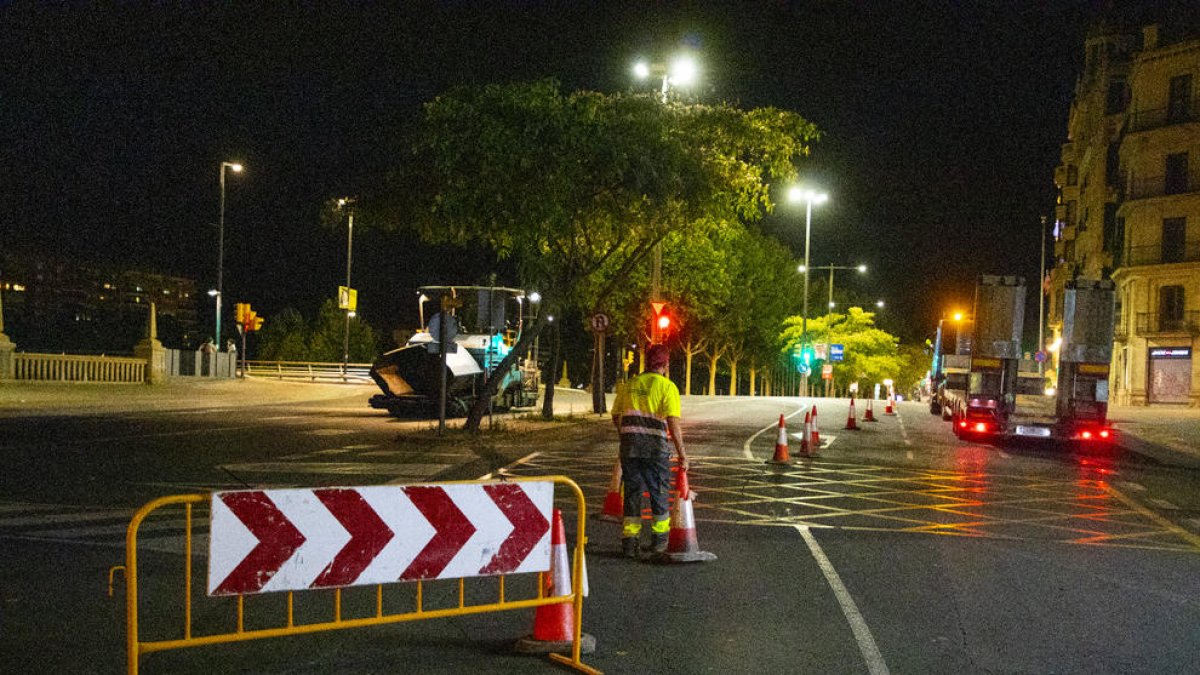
left=1, top=380, right=1198, bottom=674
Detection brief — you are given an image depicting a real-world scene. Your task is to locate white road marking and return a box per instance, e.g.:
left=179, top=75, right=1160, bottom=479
left=477, top=452, right=542, bottom=480
left=1119, top=481, right=1146, bottom=492
left=742, top=404, right=809, bottom=460
left=222, top=462, right=448, bottom=476
left=306, top=428, right=357, bottom=436
left=906, top=451, right=914, bottom=460
left=896, top=410, right=910, bottom=445
left=999, top=450, right=1011, bottom=459
left=796, top=526, right=890, bottom=675
left=1186, top=518, right=1200, bottom=532
left=1148, top=498, right=1178, bottom=510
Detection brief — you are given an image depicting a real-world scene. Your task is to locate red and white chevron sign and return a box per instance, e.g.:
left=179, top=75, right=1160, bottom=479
left=206, top=482, right=554, bottom=596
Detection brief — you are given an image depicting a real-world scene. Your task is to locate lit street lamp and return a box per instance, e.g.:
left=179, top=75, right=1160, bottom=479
left=787, top=186, right=828, bottom=373
left=337, top=197, right=356, bottom=372
left=633, top=54, right=699, bottom=313
left=215, top=161, right=243, bottom=350
left=809, top=263, right=867, bottom=310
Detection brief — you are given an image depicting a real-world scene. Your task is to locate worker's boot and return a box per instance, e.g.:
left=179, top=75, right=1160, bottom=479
left=621, top=537, right=640, bottom=559
left=650, top=532, right=669, bottom=555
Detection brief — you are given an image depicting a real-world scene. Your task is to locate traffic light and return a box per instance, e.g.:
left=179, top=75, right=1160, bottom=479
left=650, top=301, right=672, bottom=342
left=235, top=303, right=250, bottom=324
left=252, top=315, right=264, bottom=331
left=800, top=344, right=815, bottom=365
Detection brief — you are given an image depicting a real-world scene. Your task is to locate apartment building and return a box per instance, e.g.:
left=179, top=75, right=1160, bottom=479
left=1050, top=19, right=1200, bottom=406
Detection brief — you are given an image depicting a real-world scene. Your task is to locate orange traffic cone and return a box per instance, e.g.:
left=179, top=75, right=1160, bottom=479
left=515, top=509, right=596, bottom=655
left=768, top=414, right=791, bottom=463
left=596, top=460, right=623, bottom=522
left=810, top=405, right=821, bottom=449
left=659, top=469, right=716, bottom=563
left=864, top=398, right=877, bottom=422
left=798, top=409, right=812, bottom=456
left=845, top=397, right=859, bottom=430
left=885, top=396, right=895, bottom=415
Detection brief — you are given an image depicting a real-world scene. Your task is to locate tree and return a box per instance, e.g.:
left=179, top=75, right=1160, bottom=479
left=779, top=307, right=903, bottom=393
left=387, top=80, right=819, bottom=430
left=257, top=301, right=379, bottom=363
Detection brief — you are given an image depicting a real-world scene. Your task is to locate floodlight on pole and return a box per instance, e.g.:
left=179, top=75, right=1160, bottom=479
left=787, top=185, right=828, bottom=396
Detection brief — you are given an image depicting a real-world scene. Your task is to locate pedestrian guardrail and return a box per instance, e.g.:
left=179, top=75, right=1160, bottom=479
left=242, top=359, right=373, bottom=383
left=13, top=352, right=145, bottom=383
left=108, top=476, right=598, bottom=675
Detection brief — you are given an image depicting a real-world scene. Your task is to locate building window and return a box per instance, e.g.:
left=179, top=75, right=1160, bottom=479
left=1103, top=204, right=1119, bottom=253
left=1159, top=285, right=1185, bottom=329
left=1066, top=165, right=1078, bottom=186
left=1106, top=143, right=1120, bottom=186
left=1165, top=152, right=1189, bottom=195
left=1162, top=218, right=1186, bottom=263
left=1168, top=74, right=1192, bottom=123
left=1106, top=79, right=1127, bottom=115
left=1065, top=200, right=1077, bottom=227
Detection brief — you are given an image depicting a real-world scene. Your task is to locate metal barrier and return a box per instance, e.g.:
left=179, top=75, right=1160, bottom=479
left=110, top=476, right=598, bottom=675
left=14, top=352, right=145, bottom=383
left=242, top=360, right=373, bottom=383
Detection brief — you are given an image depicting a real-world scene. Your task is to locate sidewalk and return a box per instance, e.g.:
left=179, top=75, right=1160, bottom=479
left=0, top=378, right=373, bottom=417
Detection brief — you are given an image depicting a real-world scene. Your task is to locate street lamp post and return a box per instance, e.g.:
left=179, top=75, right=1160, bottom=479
left=808, top=263, right=868, bottom=310
left=216, top=161, right=243, bottom=350
left=633, top=55, right=698, bottom=334
left=788, top=186, right=828, bottom=395
left=338, top=198, right=356, bottom=372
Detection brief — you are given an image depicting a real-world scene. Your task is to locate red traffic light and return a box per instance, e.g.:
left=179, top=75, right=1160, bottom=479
left=657, top=314, right=671, bottom=331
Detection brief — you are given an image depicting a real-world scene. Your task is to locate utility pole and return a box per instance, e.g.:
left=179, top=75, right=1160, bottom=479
left=1039, top=215, right=1047, bottom=377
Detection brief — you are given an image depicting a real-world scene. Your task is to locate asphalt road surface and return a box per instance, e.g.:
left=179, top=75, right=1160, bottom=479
left=1, top=382, right=1198, bottom=674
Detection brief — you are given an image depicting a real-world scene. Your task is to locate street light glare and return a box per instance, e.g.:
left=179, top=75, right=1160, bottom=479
left=953, top=311, right=964, bottom=321
left=876, top=300, right=885, bottom=308
left=787, top=186, right=829, bottom=205
left=669, top=55, right=697, bottom=86
left=207, top=289, right=219, bottom=297
left=632, top=61, right=650, bottom=79
left=229, top=163, right=243, bottom=172
left=857, top=264, right=867, bottom=273
left=529, top=292, right=541, bottom=303
left=797, top=264, right=806, bottom=273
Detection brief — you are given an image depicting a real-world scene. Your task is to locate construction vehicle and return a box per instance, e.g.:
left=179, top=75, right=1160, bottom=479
left=368, top=285, right=540, bottom=417
left=953, top=276, right=1116, bottom=447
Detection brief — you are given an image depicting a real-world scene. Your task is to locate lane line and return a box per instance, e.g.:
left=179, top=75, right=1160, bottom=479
left=742, top=403, right=808, bottom=460
left=1104, top=485, right=1200, bottom=551
left=796, top=526, right=890, bottom=675
left=477, top=451, right=542, bottom=480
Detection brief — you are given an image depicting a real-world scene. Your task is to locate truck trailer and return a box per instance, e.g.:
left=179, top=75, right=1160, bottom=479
left=953, top=276, right=1116, bottom=447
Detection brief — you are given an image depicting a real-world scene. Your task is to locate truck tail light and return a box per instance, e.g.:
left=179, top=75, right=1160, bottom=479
left=1098, top=429, right=1111, bottom=439
left=1080, top=430, right=1093, bottom=440
left=974, top=422, right=988, bottom=433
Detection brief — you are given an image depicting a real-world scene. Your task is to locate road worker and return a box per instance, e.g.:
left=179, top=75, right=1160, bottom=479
left=611, top=343, right=688, bottom=559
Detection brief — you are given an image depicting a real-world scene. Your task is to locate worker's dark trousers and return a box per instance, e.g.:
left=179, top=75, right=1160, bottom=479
left=620, top=454, right=671, bottom=523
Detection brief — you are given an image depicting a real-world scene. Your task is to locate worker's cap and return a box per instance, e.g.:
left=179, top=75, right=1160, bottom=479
left=647, top=344, right=670, bottom=369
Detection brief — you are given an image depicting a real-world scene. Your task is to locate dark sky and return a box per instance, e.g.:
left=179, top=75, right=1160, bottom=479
left=0, top=1, right=1166, bottom=342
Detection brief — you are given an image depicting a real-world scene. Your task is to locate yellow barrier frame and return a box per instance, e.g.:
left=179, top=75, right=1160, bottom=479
left=113, top=475, right=599, bottom=675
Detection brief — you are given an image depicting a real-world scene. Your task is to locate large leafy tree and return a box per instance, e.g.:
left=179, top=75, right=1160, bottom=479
left=779, top=307, right=902, bottom=393
left=387, top=80, right=819, bottom=430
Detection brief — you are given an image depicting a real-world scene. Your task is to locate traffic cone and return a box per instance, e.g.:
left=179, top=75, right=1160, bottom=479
left=810, top=405, right=821, bottom=450
left=864, top=398, right=877, bottom=422
left=515, top=509, right=596, bottom=655
left=767, top=414, right=791, bottom=463
left=798, top=409, right=812, bottom=456
left=845, top=397, right=859, bottom=430
left=596, top=460, right=623, bottom=522
left=659, top=469, right=716, bottom=563
left=885, top=396, right=895, bottom=415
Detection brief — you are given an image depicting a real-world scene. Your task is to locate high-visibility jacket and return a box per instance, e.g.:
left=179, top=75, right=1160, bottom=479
left=612, top=372, right=680, bottom=459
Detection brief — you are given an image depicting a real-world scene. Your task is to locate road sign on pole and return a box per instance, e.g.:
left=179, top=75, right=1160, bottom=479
left=822, top=363, right=833, bottom=380
left=830, top=344, right=844, bottom=362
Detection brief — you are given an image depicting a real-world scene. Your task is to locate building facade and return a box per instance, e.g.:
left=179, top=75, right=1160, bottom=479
left=0, top=251, right=200, bottom=352
left=1050, top=20, right=1200, bottom=406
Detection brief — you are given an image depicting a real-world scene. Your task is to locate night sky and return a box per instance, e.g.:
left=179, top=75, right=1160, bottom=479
left=0, top=1, right=1171, bottom=343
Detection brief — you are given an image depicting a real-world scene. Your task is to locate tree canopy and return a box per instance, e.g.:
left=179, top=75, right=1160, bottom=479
left=385, top=79, right=820, bottom=429
left=780, top=307, right=903, bottom=391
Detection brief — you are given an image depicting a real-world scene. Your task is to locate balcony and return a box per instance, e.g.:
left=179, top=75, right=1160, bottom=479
left=1127, top=99, right=1200, bottom=133
left=1135, top=311, right=1200, bottom=336
left=1125, top=241, right=1200, bottom=267
left=1125, top=169, right=1200, bottom=200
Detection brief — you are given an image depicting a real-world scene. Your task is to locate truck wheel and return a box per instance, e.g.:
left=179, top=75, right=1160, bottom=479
left=930, top=401, right=942, bottom=416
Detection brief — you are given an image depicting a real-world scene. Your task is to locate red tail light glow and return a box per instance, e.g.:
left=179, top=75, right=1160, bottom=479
left=1080, top=430, right=1093, bottom=440
left=974, top=422, right=988, bottom=433
left=959, top=421, right=967, bottom=429
left=1099, top=429, right=1111, bottom=439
